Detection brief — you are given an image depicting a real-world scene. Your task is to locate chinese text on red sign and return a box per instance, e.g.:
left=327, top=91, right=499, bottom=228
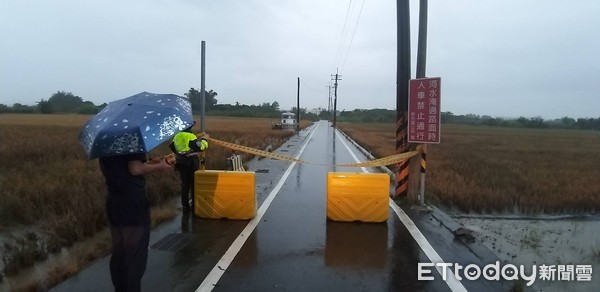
left=408, top=77, right=441, bottom=143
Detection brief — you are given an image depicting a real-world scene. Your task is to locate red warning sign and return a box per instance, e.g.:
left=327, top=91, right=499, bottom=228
left=408, top=77, right=441, bottom=144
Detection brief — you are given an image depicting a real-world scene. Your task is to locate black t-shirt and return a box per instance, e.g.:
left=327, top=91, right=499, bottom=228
left=99, top=153, right=150, bottom=226
left=99, top=153, right=146, bottom=195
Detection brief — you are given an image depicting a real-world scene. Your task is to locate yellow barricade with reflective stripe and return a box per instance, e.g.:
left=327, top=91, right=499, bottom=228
left=194, top=170, right=256, bottom=219
left=327, top=172, right=389, bottom=223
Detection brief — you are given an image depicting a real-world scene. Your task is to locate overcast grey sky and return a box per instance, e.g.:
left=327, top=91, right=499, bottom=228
left=1, top=0, right=599, bottom=119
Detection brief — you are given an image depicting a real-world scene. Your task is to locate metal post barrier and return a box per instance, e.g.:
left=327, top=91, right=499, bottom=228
left=227, top=154, right=245, bottom=171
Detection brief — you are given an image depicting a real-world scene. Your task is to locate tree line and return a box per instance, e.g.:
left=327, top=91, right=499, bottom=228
left=0, top=88, right=319, bottom=120
left=1, top=91, right=104, bottom=114
left=336, top=109, right=600, bottom=131
left=439, top=111, right=600, bottom=130
left=2, top=90, right=598, bottom=130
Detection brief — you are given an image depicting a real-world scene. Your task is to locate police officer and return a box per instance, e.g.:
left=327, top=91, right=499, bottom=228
left=169, top=122, right=209, bottom=213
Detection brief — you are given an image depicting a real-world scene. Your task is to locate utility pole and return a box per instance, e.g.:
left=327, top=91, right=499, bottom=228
left=327, top=83, right=332, bottom=121
left=297, top=77, right=300, bottom=130
left=415, top=0, right=428, bottom=206
left=200, top=41, right=206, bottom=132
left=416, top=0, right=428, bottom=79
left=394, top=0, right=411, bottom=198
left=331, top=69, right=342, bottom=127
left=200, top=40, right=207, bottom=170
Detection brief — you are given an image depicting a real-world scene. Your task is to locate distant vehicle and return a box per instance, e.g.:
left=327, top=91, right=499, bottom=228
left=272, top=112, right=297, bottom=130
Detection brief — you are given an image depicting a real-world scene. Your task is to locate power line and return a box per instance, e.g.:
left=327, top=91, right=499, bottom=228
left=331, top=0, right=353, bottom=74
left=300, top=79, right=328, bottom=93
left=340, top=0, right=366, bottom=74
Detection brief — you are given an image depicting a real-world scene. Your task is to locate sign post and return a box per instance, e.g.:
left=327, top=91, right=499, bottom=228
left=408, top=77, right=441, bottom=205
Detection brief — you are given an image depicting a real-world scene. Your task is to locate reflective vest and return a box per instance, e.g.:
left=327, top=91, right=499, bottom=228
left=173, top=132, right=200, bottom=153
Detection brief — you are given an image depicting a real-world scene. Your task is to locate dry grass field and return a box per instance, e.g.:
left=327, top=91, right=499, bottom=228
left=3, top=114, right=598, bottom=289
left=337, top=122, right=600, bottom=214
left=0, top=113, right=309, bottom=285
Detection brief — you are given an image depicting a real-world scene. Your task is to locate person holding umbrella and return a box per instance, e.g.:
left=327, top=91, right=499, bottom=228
left=100, top=153, right=172, bottom=291
left=169, top=122, right=209, bottom=213
left=79, top=92, right=194, bottom=291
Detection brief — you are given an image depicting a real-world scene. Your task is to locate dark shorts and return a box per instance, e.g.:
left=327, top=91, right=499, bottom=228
left=106, top=190, right=150, bottom=227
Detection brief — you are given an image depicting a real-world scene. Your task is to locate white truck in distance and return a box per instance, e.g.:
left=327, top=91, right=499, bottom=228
left=272, top=112, right=297, bottom=130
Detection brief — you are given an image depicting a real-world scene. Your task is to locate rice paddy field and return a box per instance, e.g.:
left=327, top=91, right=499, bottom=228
left=337, top=122, right=600, bottom=214
left=0, top=113, right=309, bottom=286
left=2, top=114, right=599, bottom=290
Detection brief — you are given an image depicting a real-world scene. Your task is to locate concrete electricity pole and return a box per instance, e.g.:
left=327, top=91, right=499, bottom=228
left=415, top=0, right=429, bottom=205
left=394, top=0, right=411, bottom=198
left=200, top=41, right=206, bottom=131
left=327, top=84, right=332, bottom=121
left=200, top=40, right=207, bottom=170
left=297, top=77, right=300, bottom=130
left=331, top=70, right=342, bottom=127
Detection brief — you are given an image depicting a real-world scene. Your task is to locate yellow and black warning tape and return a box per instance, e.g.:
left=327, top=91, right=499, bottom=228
left=204, top=136, right=421, bottom=168
left=206, top=137, right=307, bottom=164
left=336, top=151, right=421, bottom=168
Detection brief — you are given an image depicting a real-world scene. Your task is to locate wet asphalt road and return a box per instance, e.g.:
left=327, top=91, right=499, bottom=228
left=53, top=121, right=507, bottom=292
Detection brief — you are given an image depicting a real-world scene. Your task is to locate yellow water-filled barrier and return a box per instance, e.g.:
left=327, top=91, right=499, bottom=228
left=194, top=170, right=256, bottom=219
left=327, top=172, right=389, bottom=223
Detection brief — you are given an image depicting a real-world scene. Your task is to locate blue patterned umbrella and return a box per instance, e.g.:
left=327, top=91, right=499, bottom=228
left=79, top=92, right=193, bottom=159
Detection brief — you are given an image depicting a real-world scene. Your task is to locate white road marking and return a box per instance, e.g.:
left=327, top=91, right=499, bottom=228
left=334, top=129, right=468, bottom=292
left=196, top=123, right=319, bottom=292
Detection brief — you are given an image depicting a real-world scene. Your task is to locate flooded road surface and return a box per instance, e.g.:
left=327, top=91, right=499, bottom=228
left=53, top=121, right=507, bottom=292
